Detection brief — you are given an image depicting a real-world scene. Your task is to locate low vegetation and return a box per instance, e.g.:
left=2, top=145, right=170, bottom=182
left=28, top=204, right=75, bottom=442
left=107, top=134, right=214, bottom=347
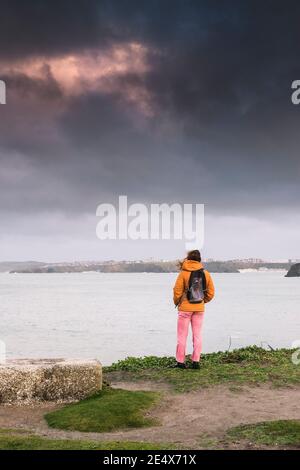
left=45, top=387, right=160, bottom=433
left=227, top=420, right=300, bottom=446
left=0, top=429, right=170, bottom=450
left=104, top=346, right=300, bottom=392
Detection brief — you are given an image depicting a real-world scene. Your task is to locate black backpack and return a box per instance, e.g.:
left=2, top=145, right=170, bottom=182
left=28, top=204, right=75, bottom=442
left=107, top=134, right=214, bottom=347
left=186, top=269, right=207, bottom=304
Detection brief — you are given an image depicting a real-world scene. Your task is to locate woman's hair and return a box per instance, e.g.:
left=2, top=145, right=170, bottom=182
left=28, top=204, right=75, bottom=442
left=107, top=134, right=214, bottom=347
left=187, top=250, right=201, bottom=262
left=177, top=259, right=184, bottom=270
left=177, top=250, right=201, bottom=270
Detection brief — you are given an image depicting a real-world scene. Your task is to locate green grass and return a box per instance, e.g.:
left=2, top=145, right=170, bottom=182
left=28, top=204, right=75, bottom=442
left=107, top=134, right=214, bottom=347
left=227, top=420, right=300, bottom=446
left=45, top=387, right=160, bottom=433
left=0, top=429, right=171, bottom=450
left=104, top=346, right=300, bottom=392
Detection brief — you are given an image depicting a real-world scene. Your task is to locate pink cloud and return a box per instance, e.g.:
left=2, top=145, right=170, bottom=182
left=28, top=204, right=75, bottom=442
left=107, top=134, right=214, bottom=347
left=1, top=42, right=155, bottom=116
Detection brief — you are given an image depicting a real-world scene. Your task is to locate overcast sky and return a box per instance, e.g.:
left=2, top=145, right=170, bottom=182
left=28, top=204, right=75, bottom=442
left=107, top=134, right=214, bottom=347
left=0, top=0, right=300, bottom=262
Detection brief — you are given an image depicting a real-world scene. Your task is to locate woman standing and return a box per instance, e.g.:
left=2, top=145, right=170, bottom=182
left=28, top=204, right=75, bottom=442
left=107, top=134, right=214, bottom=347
left=173, top=250, right=215, bottom=369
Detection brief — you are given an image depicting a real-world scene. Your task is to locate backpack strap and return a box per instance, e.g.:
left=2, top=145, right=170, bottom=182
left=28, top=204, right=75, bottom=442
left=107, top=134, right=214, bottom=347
left=200, top=269, right=207, bottom=292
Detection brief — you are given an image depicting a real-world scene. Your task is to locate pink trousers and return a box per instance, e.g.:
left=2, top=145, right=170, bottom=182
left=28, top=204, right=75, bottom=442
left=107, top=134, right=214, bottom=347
left=176, top=311, right=204, bottom=363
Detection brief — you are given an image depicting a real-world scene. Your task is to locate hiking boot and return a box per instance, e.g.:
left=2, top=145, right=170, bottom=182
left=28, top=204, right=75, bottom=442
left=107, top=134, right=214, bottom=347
left=192, top=361, right=200, bottom=369
left=176, top=362, right=187, bottom=369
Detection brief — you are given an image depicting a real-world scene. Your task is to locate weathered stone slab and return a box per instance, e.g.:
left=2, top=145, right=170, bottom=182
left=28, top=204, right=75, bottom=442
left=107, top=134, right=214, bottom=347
left=0, top=359, right=102, bottom=404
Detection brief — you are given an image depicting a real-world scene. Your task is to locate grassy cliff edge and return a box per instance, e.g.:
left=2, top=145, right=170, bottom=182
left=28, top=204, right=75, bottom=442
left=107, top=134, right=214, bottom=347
left=104, top=346, right=300, bottom=391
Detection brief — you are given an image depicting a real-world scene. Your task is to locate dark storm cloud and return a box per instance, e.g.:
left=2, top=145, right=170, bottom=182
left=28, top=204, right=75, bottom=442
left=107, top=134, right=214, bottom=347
left=0, top=0, right=300, bottom=260
left=0, top=0, right=230, bottom=58
left=0, top=0, right=106, bottom=59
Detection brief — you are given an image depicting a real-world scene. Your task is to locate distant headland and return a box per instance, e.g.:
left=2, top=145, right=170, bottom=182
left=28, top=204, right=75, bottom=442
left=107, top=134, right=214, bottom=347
left=285, top=263, right=300, bottom=277
left=1, top=259, right=294, bottom=274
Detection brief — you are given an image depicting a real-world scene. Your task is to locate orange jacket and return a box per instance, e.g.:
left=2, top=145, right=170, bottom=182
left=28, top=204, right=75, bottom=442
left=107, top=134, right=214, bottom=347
left=173, top=259, right=215, bottom=312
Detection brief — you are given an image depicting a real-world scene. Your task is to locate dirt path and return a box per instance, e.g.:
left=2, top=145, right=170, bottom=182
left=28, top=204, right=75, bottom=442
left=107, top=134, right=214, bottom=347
left=1, top=382, right=300, bottom=448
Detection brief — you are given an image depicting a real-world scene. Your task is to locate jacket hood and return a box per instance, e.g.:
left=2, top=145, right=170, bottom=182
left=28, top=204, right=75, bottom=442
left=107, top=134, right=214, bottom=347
left=181, top=259, right=203, bottom=272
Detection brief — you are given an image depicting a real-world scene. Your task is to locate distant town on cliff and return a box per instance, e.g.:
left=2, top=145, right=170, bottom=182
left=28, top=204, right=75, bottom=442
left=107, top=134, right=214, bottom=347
left=1, top=258, right=300, bottom=274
